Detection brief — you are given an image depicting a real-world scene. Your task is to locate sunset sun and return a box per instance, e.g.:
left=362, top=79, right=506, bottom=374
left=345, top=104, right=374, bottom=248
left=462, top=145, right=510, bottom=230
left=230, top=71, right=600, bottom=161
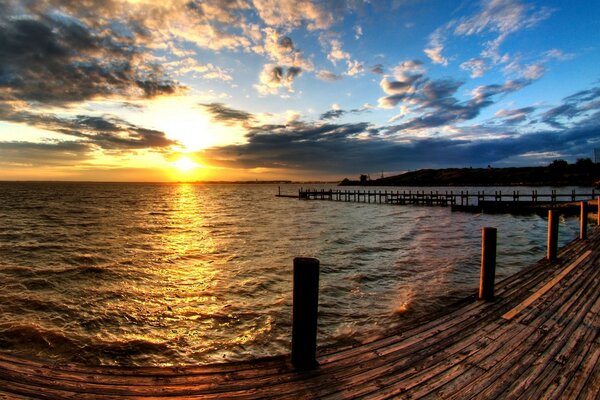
left=173, top=156, right=199, bottom=172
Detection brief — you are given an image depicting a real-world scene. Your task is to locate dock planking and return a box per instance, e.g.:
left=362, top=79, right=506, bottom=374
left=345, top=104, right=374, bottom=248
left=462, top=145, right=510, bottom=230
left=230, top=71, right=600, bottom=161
left=1, top=227, right=599, bottom=399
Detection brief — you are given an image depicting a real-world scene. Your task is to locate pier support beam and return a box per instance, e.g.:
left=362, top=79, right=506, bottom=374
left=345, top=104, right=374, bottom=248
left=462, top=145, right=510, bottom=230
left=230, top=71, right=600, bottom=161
left=479, top=227, right=497, bottom=301
left=547, top=210, right=559, bottom=261
left=580, top=201, right=588, bottom=240
left=292, top=257, right=320, bottom=370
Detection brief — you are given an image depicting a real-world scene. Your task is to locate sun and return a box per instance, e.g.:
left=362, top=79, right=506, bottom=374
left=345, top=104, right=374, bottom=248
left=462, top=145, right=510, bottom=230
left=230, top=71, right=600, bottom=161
left=173, top=156, right=199, bottom=172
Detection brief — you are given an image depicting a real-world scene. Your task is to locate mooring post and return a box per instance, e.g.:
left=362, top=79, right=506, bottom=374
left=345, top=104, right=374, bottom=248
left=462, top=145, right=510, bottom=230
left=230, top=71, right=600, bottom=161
left=292, top=257, right=320, bottom=370
left=580, top=201, right=588, bottom=240
left=547, top=210, right=558, bottom=261
left=479, top=227, right=497, bottom=301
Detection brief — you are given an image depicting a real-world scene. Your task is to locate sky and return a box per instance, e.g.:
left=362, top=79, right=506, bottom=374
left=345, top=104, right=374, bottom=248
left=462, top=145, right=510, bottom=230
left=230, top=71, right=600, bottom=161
left=0, top=0, right=599, bottom=182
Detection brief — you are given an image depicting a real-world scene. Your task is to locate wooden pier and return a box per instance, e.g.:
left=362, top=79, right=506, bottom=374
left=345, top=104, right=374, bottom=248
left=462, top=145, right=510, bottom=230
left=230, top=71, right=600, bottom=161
left=296, top=188, right=596, bottom=206
left=288, top=188, right=598, bottom=214
left=1, top=226, right=600, bottom=398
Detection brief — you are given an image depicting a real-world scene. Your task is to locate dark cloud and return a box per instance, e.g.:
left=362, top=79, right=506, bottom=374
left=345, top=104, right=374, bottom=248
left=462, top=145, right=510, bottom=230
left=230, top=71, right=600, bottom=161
left=201, top=103, right=256, bottom=126
left=495, top=106, right=537, bottom=124
left=370, top=64, right=384, bottom=74
left=200, top=117, right=600, bottom=173
left=320, top=110, right=345, bottom=120
left=0, top=140, right=93, bottom=166
left=316, top=70, right=343, bottom=81
left=0, top=7, right=181, bottom=105
left=201, top=121, right=384, bottom=172
left=383, top=78, right=533, bottom=132
left=278, top=36, right=294, bottom=53
left=542, top=86, right=600, bottom=129
left=257, top=64, right=303, bottom=93
left=287, top=66, right=302, bottom=80
left=320, top=106, right=371, bottom=120
left=1, top=106, right=177, bottom=150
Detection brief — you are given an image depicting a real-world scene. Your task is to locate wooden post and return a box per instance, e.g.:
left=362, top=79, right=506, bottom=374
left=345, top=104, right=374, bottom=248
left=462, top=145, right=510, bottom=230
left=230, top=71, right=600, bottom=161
left=580, top=201, right=588, bottom=240
left=547, top=210, right=558, bottom=261
left=292, top=257, right=319, bottom=370
left=598, top=197, right=600, bottom=226
left=479, top=227, right=497, bottom=301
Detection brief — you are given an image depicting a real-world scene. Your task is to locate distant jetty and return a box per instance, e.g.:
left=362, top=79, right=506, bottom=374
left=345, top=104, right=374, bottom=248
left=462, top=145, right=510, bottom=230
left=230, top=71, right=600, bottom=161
left=340, top=160, right=600, bottom=187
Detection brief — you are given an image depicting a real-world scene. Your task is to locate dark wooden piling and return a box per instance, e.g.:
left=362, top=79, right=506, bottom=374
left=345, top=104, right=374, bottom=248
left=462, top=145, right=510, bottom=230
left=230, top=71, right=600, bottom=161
left=292, top=257, right=320, bottom=370
left=479, top=227, right=497, bottom=301
left=580, top=201, right=588, bottom=240
left=598, top=197, right=600, bottom=226
left=547, top=210, right=558, bottom=261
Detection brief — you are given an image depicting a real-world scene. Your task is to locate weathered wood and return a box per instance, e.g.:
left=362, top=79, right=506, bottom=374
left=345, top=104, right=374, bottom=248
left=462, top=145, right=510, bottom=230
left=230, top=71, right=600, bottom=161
left=291, top=257, right=320, bottom=370
left=580, top=200, right=588, bottom=239
left=547, top=209, right=559, bottom=260
left=479, top=227, right=497, bottom=301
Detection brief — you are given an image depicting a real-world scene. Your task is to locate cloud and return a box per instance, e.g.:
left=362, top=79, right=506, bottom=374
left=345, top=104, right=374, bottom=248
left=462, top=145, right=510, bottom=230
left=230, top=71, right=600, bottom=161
left=252, top=0, right=337, bottom=30
left=494, top=106, right=536, bottom=123
left=541, top=86, right=600, bottom=129
left=316, top=70, right=343, bottom=81
left=0, top=140, right=94, bottom=167
left=255, top=64, right=303, bottom=95
left=370, top=64, right=385, bottom=75
left=164, top=58, right=233, bottom=81
left=381, top=75, right=533, bottom=131
left=346, top=60, right=364, bottom=76
left=0, top=5, right=182, bottom=105
left=260, top=28, right=313, bottom=70
left=201, top=103, right=256, bottom=126
left=319, top=105, right=371, bottom=120
left=199, top=109, right=600, bottom=173
left=426, top=0, right=553, bottom=73
left=454, top=0, right=553, bottom=64
left=200, top=120, right=386, bottom=172
left=503, top=61, right=546, bottom=80
left=460, top=58, right=489, bottom=78
left=544, top=49, right=575, bottom=61
left=354, top=25, right=363, bottom=40
left=378, top=60, right=427, bottom=105
left=424, top=30, right=448, bottom=65
left=1, top=105, right=177, bottom=150
left=325, top=37, right=351, bottom=65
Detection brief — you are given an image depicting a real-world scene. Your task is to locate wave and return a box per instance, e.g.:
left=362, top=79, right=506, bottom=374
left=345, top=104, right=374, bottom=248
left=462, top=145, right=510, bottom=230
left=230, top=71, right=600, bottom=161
left=341, top=245, right=400, bottom=255
left=0, top=322, right=182, bottom=365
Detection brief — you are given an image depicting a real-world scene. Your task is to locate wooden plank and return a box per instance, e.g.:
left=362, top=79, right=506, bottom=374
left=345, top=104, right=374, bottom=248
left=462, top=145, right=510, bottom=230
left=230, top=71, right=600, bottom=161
left=458, top=258, right=600, bottom=400
left=502, top=250, right=592, bottom=320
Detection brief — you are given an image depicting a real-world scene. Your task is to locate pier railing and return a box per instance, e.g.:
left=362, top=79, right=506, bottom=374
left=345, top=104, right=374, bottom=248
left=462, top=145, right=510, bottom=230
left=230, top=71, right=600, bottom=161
left=294, top=188, right=597, bottom=207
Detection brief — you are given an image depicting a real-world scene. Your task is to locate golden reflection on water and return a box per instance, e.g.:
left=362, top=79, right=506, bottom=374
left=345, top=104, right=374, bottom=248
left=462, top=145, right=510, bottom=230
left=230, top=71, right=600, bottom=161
left=165, top=183, right=216, bottom=258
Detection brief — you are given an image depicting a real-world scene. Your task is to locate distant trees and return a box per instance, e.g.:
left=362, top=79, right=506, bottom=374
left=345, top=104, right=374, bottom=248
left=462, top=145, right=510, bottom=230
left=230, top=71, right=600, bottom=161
left=575, top=158, right=594, bottom=170
left=549, top=159, right=568, bottom=172
left=549, top=158, right=594, bottom=172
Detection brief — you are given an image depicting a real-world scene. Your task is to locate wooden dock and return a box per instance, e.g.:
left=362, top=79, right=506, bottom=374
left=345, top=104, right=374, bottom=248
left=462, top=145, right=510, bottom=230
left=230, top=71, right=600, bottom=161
left=289, top=188, right=599, bottom=215
left=1, top=227, right=599, bottom=399
left=296, top=188, right=596, bottom=206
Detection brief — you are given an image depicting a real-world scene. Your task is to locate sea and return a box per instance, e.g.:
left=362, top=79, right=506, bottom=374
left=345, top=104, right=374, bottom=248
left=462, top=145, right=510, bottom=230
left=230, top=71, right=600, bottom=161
left=0, top=182, right=589, bottom=366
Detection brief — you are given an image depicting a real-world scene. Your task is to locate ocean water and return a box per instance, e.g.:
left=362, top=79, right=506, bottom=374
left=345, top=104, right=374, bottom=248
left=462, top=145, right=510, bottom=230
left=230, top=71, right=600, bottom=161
left=0, top=182, right=587, bottom=366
